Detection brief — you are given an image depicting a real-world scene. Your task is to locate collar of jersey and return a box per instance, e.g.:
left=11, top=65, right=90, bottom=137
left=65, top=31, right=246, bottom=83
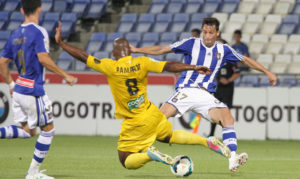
left=118, top=56, right=132, bottom=62
left=200, top=38, right=216, bottom=50
left=21, top=22, right=37, bottom=27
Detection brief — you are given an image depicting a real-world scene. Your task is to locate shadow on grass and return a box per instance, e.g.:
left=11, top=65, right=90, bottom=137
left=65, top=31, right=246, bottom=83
left=194, top=171, right=234, bottom=175
left=125, top=174, right=175, bottom=178
left=194, top=171, right=242, bottom=177
left=125, top=172, right=235, bottom=178
left=51, top=174, right=75, bottom=178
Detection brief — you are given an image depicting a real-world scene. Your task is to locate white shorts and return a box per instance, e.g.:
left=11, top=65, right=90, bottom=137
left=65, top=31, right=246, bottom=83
left=166, top=87, right=227, bottom=122
left=13, top=92, right=54, bottom=129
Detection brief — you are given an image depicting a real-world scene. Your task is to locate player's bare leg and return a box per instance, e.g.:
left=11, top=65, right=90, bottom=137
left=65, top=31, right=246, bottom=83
left=209, top=108, right=248, bottom=172
left=160, top=103, right=178, bottom=118
left=159, top=103, right=230, bottom=158
left=26, top=122, right=55, bottom=179
left=21, top=122, right=37, bottom=136
left=118, top=150, right=132, bottom=168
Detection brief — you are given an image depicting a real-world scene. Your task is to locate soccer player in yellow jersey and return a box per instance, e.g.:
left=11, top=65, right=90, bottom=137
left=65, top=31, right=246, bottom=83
left=55, top=22, right=230, bottom=170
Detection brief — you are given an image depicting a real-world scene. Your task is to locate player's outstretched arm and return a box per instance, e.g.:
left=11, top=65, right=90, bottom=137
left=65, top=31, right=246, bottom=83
left=55, top=21, right=89, bottom=63
left=37, top=53, right=75, bottom=86
left=163, top=61, right=211, bottom=75
left=0, top=57, right=14, bottom=95
left=242, top=56, right=277, bottom=86
left=130, top=44, right=172, bottom=55
left=0, top=57, right=13, bottom=84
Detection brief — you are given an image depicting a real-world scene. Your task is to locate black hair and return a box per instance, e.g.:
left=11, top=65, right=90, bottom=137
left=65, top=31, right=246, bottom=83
left=234, top=30, right=242, bottom=36
left=191, top=28, right=201, bottom=35
left=21, top=0, right=41, bottom=16
left=202, top=17, right=220, bottom=31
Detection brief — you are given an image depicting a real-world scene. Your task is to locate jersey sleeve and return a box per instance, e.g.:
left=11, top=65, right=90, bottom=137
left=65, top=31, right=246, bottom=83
left=223, top=44, right=244, bottom=64
left=243, top=44, right=249, bottom=56
left=143, top=57, right=167, bottom=73
left=170, top=38, right=194, bottom=55
left=86, top=55, right=113, bottom=75
left=34, top=27, right=50, bottom=54
left=1, top=38, right=13, bottom=59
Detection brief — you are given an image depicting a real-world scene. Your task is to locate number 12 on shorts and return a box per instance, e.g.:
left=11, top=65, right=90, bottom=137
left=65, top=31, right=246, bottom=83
left=171, top=92, right=188, bottom=103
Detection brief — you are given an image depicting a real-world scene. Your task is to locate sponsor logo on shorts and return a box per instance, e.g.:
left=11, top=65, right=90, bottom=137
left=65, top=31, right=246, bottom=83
left=127, top=94, right=145, bottom=110
left=0, top=91, right=9, bottom=124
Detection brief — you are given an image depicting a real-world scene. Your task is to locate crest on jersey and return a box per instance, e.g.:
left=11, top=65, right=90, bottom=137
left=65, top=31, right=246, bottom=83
left=216, top=53, right=221, bottom=60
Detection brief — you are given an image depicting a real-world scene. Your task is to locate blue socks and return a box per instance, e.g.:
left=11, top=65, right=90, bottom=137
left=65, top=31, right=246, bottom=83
left=222, top=126, right=237, bottom=155
left=0, top=125, right=55, bottom=174
left=33, top=129, right=55, bottom=163
left=0, top=125, right=31, bottom=138
left=29, top=129, right=55, bottom=174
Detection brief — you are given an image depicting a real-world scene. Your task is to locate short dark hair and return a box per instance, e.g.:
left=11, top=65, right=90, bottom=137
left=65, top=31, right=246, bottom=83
left=22, top=0, right=41, bottom=16
left=217, top=38, right=228, bottom=44
left=202, top=17, right=220, bottom=31
left=191, top=28, right=201, bottom=35
left=234, top=30, right=242, bottom=36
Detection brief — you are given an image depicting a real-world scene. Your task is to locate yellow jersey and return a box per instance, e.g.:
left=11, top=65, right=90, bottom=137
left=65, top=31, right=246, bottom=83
left=86, top=55, right=167, bottom=119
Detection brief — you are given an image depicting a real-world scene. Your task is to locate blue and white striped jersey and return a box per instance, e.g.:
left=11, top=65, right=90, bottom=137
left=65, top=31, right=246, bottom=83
left=1, top=23, right=49, bottom=96
left=170, top=38, right=244, bottom=93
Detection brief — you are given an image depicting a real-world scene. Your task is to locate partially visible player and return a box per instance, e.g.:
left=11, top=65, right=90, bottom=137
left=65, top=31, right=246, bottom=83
left=208, top=38, right=240, bottom=137
left=191, top=28, right=201, bottom=38
left=232, top=30, right=249, bottom=57
left=130, top=17, right=277, bottom=172
left=55, top=22, right=231, bottom=170
left=0, top=1, right=75, bottom=178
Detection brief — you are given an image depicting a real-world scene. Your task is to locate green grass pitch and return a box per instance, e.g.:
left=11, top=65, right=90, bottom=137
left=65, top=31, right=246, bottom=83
left=1, top=136, right=300, bottom=179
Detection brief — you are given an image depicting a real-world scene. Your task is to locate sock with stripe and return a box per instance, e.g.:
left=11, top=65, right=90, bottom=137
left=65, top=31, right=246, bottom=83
left=28, top=129, right=55, bottom=174
left=124, top=153, right=152, bottom=169
left=222, top=126, right=237, bottom=157
left=0, top=125, right=31, bottom=139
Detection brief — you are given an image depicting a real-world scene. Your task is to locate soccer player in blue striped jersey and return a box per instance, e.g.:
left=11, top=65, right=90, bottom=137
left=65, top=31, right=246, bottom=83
left=0, top=0, right=75, bottom=178
left=131, top=17, right=277, bottom=172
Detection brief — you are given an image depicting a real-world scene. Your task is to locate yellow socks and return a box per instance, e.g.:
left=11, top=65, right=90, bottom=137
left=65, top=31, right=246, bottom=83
left=170, top=130, right=208, bottom=147
left=124, top=131, right=208, bottom=169
left=124, top=153, right=152, bottom=169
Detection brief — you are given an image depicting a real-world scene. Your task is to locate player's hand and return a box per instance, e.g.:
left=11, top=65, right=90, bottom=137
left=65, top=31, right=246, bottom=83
left=195, top=66, right=211, bottom=75
left=129, top=44, right=138, bottom=53
left=55, top=21, right=62, bottom=45
left=220, top=77, right=229, bottom=85
left=266, top=71, right=277, bottom=86
left=65, top=75, right=75, bottom=86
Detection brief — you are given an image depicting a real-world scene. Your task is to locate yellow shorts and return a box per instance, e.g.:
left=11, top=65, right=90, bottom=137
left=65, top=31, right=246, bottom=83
left=118, top=104, right=172, bottom=153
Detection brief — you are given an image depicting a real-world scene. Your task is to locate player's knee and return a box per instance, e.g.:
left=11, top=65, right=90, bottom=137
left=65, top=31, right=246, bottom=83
left=121, top=157, right=128, bottom=169
left=118, top=150, right=131, bottom=169
left=29, top=130, right=36, bottom=137
left=22, top=128, right=36, bottom=137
